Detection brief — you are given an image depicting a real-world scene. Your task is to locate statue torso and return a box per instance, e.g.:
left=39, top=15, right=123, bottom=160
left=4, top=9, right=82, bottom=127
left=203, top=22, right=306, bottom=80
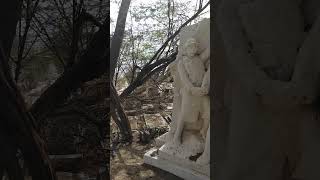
left=182, top=56, right=205, bottom=87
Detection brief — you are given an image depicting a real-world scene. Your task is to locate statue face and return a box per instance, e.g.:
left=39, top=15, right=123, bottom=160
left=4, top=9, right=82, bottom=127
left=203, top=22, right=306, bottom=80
left=184, top=39, right=198, bottom=57
left=187, top=43, right=197, bottom=54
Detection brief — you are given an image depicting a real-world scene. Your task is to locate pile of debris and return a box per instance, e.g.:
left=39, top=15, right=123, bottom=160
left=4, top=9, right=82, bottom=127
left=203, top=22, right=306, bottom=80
left=112, top=77, right=174, bottom=146
left=20, top=76, right=108, bottom=179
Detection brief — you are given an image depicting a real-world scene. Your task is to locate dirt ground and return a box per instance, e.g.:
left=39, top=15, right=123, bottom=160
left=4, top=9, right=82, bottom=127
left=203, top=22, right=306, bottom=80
left=111, top=81, right=181, bottom=179
left=110, top=138, right=182, bottom=180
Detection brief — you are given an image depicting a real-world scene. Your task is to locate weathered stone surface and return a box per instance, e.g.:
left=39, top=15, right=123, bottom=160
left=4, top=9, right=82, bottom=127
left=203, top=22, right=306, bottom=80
left=144, top=18, right=210, bottom=180
left=215, top=0, right=320, bottom=179
left=144, top=149, right=210, bottom=180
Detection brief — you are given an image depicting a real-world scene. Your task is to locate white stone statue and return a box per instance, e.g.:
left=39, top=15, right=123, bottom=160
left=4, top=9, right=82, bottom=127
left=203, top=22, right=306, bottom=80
left=195, top=65, right=210, bottom=166
left=166, top=61, right=182, bottom=141
left=197, top=126, right=210, bottom=165
left=172, top=38, right=208, bottom=145
left=144, top=18, right=210, bottom=180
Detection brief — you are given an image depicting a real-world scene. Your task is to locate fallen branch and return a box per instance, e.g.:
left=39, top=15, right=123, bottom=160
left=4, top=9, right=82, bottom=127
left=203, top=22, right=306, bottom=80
left=30, top=18, right=108, bottom=121
left=120, top=52, right=177, bottom=98
left=119, top=1, right=209, bottom=98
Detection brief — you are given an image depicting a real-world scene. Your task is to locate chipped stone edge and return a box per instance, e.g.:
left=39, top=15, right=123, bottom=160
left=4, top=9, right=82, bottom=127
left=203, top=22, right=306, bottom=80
left=143, top=148, right=210, bottom=180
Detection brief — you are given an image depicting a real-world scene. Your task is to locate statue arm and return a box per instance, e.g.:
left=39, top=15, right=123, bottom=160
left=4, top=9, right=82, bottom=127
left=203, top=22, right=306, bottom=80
left=217, top=0, right=272, bottom=93
left=191, top=67, right=210, bottom=96
left=217, top=0, right=314, bottom=104
left=200, top=48, right=210, bottom=65
left=178, top=60, right=194, bottom=90
left=288, top=15, right=320, bottom=104
left=201, top=67, right=210, bottom=93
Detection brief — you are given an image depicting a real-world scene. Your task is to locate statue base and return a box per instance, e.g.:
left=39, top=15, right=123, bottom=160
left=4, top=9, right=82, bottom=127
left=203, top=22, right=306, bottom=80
left=144, top=132, right=210, bottom=180
left=144, top=148, right=210, bottom=180
left=154, top=132, right=169, bottom=147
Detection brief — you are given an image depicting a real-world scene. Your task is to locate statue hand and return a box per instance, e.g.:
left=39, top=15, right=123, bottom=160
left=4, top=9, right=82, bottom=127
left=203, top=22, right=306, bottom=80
left=259, top=80, right=317, bottom=106
left=191, top=87, right=208, bottom=96
left=290, top=83, right=317, bottom=105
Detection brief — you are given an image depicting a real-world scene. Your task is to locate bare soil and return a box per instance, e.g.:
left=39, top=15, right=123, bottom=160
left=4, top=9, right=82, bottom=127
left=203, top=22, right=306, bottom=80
left=110, top=139, right=182, bottom=180
left=111, top=80, right=180, bottom=179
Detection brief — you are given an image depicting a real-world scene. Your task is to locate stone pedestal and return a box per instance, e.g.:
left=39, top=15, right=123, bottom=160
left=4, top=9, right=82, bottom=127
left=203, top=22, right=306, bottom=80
left=154, top=132, right=168, bottom=147
left=144, top=148, right=210, bottom=180
left=145, top=132, right=210, bottom=180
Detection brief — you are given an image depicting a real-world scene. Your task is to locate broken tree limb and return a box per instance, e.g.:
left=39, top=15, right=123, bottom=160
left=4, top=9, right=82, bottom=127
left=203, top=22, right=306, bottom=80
left=144, top=1, right=210, bottom=67
left=30, top=18, right=108, bottom=121
left=120, top=52, right=177, bottom=98
left=110, top=83, right=132, bottom=141
left=118, top=1, right=209, bottom=98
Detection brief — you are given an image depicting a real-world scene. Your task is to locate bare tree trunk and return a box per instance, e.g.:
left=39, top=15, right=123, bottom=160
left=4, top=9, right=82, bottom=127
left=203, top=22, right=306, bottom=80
left=0, top=1, right=55, bottom=179
left=110, top=0, right=132, bottom=80
left=15, top=0, right=41, bottom=82
left=110, top=83, right=132, bottom=141
left=109, top=0, right=132, bottom=141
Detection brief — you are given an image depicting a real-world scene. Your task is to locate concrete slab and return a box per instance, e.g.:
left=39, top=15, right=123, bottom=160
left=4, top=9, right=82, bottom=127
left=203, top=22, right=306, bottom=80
left=144, top=148, right=210, bottom=180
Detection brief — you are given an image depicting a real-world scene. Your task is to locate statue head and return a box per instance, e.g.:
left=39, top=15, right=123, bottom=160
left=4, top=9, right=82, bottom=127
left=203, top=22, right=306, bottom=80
left=183, top=38, right=199, bottom=57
